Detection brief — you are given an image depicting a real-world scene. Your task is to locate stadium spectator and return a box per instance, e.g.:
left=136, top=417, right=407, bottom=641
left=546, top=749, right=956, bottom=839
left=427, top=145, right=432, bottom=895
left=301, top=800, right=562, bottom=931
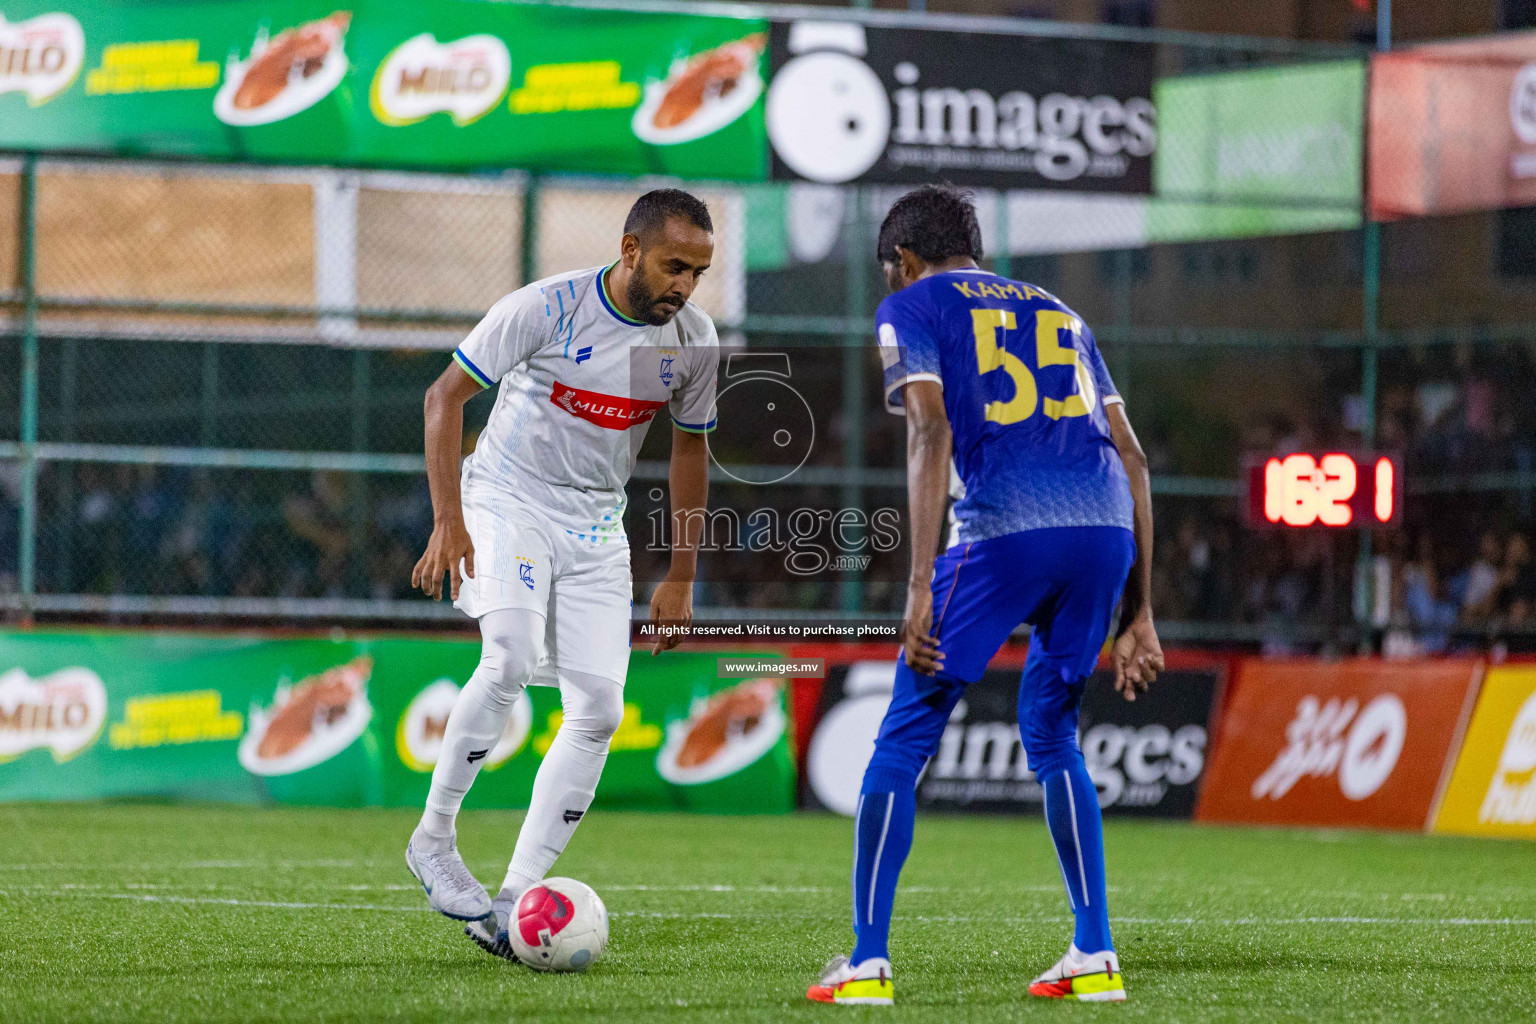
left=1505, top=534, right=1536, bottom=626
left=1456, top=531, right=1504, bottom=622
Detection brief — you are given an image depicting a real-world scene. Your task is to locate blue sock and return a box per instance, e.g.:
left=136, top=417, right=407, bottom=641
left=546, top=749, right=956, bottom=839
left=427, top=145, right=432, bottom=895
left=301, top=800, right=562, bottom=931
left=1039, top=755, right=1113, bottom=953
left=849, top=766, right=916, bottom=965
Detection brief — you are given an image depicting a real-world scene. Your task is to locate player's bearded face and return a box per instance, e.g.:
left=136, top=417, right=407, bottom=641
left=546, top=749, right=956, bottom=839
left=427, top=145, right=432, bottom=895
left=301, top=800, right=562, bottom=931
left=626, top=256, right=687, bottom=326
left=623, top=220, right=712, bottom=326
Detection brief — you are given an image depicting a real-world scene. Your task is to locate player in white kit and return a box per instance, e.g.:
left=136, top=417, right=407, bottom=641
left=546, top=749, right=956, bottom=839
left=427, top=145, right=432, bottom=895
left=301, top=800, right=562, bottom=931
left=405, top=190, right=719, bottom=959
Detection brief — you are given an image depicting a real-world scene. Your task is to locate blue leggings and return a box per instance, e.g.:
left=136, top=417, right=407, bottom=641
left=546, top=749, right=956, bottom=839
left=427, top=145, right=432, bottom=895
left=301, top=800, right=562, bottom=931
left=850, top=526, right=1133, bottom=963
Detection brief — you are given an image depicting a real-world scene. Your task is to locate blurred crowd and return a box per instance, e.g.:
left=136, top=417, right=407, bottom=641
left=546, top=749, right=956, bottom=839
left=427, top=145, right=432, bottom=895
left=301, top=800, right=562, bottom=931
left=1150, top=513, right=1536, bottom=654
left=0, top=345, right=1531, bottom=653
left=1147, top=348, right=1536, bottom=652
left=3, top=465, right=434, bottom=604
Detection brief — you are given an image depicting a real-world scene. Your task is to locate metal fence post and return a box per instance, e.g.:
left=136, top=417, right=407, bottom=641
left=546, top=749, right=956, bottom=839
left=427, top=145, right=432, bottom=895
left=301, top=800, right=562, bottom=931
left=199, top=343, right=220, bottom=447
left=349, top=348, right=372, bottom=596
left=994, top=189, right=1011, bottom=280
left=18, top=153, right=38, bottom=621
left=520, top=174, right=542, bottom=286
left=840, top=186, right=867, bottom=613
left=1354, top=4, right=1388, bottom=642
left=57, top=337, right=76, bottom=590
left=1113, top=249, right=1134, bottom=410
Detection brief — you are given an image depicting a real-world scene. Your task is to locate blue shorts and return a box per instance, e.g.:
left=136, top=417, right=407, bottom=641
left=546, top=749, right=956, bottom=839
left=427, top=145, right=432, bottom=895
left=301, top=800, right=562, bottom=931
left=866, top=526, right=1135, bottom=784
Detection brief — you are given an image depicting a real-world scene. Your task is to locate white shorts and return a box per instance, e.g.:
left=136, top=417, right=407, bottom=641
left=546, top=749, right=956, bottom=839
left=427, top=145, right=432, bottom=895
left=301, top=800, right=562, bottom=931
left=454, top=486, right=632, bottom=685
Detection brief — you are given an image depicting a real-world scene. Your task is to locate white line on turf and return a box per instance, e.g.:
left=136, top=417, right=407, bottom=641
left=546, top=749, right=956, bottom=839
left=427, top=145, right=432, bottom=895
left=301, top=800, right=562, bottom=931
left=4, top=891, right=1533, bottom=926
left=0, top=859, right=372, bottom=871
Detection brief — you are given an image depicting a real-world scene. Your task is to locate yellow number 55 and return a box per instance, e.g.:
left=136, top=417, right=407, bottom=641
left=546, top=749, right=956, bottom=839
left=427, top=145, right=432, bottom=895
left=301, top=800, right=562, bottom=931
left=1034, top=309, right=1098, bottom=420
left=971, top=308, right=1035, bottom=424
left=971, top=308, right=1098, bottom=425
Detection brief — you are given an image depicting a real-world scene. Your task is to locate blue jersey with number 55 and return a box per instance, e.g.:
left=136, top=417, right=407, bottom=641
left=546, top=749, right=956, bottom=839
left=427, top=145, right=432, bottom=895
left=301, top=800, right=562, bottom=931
left=877, top=268, right=1133, bottom=545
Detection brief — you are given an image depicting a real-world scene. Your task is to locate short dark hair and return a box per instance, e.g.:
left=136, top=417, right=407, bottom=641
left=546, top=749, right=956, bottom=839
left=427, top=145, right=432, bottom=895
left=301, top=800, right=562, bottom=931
left=624, top=188, right=713, bottom=240
left=876, top=185, right=983, bottom=265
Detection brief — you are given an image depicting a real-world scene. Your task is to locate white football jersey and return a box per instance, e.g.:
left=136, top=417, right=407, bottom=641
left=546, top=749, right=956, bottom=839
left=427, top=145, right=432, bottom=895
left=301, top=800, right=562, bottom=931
left=452, top=264, right=719, bottom=535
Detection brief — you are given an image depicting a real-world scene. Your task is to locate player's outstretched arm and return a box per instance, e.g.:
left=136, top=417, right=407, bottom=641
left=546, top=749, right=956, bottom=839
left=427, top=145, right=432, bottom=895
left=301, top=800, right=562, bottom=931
left=649, top=425, right=709, bottom=655
left=1106, top=402, right=1164, bottom=699
left=901, top=380, right=951, bottom=676
left=412, top=363, right=482, bottom=601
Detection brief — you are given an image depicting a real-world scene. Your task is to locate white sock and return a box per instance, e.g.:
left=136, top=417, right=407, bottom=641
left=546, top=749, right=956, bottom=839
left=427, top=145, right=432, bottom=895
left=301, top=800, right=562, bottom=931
left=418, top=608, right=544, bottom=850
left=501, top=669, right=623, bottom=895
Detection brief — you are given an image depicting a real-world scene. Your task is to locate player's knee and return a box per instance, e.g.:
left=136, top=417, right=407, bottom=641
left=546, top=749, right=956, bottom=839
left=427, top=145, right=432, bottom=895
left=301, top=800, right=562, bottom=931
left=1022, top=724, right=1084, bottom=782
left=479, top=629, right=539, bottom=699
left=1026, top=746, right=1083, bottom=783
left=864, top=740, right=928, bottom=788
left=562, top=676, right=624, bottom=742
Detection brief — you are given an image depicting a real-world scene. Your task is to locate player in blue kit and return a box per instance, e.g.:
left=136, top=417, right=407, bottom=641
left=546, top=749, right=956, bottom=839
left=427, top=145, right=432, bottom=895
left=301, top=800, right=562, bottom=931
left=807, top=187, right=1164, bottom=1007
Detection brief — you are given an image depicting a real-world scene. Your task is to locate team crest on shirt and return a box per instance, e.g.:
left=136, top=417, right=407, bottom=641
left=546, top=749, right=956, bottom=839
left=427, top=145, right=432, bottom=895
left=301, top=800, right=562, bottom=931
left=516, top=555, right=535, bottom=590
left=658, top=348, right=678, bottom=388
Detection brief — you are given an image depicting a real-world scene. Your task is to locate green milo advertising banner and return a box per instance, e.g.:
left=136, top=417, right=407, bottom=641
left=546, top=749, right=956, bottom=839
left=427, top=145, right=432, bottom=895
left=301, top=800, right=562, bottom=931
left=0, top=0, right=767, bottom=177
left=0, top=630, right=796, bottom=812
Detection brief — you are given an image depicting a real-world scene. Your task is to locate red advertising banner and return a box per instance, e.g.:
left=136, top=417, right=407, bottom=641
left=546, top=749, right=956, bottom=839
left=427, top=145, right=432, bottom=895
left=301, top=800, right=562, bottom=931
left=1196, top=659, right=1480, bottom=831
left=1369, top=30, right=1536, bottom=219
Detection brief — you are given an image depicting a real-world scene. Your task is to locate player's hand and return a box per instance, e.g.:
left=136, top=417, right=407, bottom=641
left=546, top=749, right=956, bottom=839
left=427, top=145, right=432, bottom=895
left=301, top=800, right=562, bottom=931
left=1112, top=613, right=1164, bottom=701
left=649, top=576, right=693, bottom=656
left=412, top=520, right=475, bottom=601
left=901, top=583, right=944, bottom=676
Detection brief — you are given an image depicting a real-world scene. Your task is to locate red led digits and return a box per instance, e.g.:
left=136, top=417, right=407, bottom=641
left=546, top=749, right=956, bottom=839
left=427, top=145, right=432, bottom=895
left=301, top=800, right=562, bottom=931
left=1250, top=453, right=1399, bottom=529
left=1375, top=457, right=1394, bottom=523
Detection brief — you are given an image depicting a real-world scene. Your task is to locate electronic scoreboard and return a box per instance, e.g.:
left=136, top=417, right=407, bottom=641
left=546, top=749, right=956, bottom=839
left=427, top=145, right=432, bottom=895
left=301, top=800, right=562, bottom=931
left=1244, top=453, right=1402, bottom=529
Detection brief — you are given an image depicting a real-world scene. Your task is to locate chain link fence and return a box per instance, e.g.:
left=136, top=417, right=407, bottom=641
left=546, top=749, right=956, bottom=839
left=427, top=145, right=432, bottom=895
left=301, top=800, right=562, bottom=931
left=1, top=28, right=1533, bottom=652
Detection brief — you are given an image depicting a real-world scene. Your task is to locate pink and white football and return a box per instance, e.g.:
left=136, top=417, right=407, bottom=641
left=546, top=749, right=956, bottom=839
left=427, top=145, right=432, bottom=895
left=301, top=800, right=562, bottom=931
left=509, top=878, right=609, bottom=972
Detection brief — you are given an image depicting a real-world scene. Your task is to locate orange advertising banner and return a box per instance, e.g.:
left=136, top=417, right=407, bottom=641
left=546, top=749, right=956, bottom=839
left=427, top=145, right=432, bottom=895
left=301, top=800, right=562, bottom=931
left=1432, top=666, right=1536, bottom=839
left=1369, top=30, right=1536, bottom=219
left=1196, top=659, right=1480, bottom=831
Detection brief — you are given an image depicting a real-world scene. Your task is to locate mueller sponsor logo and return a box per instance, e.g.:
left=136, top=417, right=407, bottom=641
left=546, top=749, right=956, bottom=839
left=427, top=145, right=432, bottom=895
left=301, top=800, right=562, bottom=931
left=550, top=381, right=666, bottom=431
left=1252, top=694, right=1408, bottom=802
left=1480, top=690, right=1536, bottom=826
left=0, top=666, right=108, bottom=762
left=0, top=12, right=85, bottom=106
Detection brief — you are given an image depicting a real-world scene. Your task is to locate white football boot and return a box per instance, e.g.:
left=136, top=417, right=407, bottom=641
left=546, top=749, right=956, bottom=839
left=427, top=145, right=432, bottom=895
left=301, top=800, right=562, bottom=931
left=1028, top=944, right=1126, bottom=1002
left=405, top=830, right=492, bottom=921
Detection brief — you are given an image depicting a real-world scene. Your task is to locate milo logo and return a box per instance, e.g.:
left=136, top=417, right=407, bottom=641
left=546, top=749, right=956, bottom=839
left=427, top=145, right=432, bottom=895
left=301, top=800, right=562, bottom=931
left=0, top=666, right=107, bottom=762
left=396, top=677, right=532, bottom=773
left=0, top=12, right=84, bottom=106
left=370, top=32, right=511, bottom=127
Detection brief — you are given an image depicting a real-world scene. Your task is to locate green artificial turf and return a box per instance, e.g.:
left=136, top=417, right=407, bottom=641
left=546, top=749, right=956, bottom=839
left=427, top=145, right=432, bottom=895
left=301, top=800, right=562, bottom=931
left=1, top=803, right=1533, bottom=1022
